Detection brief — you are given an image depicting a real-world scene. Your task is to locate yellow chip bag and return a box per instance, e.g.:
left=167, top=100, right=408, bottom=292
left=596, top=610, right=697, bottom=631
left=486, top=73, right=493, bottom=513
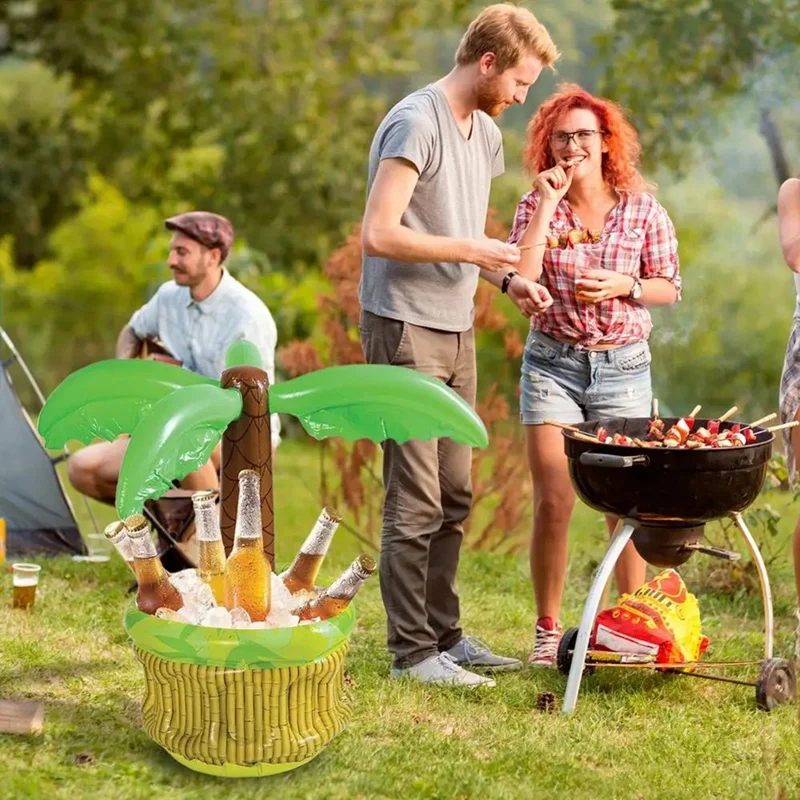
left=591, top=569, right=709, bottom=665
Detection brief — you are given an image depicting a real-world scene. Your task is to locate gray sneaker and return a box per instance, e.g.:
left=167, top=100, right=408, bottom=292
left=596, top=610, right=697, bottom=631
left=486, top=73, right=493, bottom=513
left=390, top=652, right=496, bottom=687
left=444, top=635, right=522, bottom=672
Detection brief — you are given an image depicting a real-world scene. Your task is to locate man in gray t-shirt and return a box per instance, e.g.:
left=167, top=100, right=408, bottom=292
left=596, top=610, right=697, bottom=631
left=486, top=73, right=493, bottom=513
left=359, top=5, right=559, bottom=687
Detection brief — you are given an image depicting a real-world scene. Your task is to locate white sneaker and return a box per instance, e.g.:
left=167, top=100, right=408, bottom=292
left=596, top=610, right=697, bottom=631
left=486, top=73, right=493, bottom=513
left=390, top=652, right=496, bottom=687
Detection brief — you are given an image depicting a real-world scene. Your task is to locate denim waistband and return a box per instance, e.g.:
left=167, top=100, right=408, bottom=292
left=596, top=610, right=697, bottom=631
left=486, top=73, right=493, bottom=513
left=527, top=330, right=648, bottom=363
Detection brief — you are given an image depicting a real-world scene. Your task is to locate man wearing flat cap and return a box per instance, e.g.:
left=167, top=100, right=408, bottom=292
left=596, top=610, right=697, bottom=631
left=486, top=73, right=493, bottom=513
left=68, top=210, right=281, bottom=504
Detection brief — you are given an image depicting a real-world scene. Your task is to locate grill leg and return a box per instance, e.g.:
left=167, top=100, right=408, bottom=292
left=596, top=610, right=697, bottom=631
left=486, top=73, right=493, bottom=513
left=731, top=512, right=774, bottom=660
left=562, top=519, right=636, bottom=714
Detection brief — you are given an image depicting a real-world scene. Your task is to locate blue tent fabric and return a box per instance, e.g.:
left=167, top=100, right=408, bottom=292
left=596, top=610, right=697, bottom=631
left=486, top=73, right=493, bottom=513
left=0, top=355, right=84, bottom=557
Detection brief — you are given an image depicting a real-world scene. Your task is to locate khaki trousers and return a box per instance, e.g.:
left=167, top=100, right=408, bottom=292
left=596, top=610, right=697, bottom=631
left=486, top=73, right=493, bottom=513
left=360, top=310, right=476, bottom=668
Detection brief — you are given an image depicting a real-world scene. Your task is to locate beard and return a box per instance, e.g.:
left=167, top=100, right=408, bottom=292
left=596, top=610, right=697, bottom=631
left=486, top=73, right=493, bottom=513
left=475, top=76, right=509, bottom=117
left=171, top=252, right=211, bottom=287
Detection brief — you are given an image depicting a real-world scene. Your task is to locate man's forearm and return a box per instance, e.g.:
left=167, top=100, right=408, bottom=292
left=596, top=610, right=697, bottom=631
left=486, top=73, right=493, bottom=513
left=116, top=325, right=142, bottom=359
left=363, top=224, right=473, bottom=265
left=480, top=268, right=506, bottom=288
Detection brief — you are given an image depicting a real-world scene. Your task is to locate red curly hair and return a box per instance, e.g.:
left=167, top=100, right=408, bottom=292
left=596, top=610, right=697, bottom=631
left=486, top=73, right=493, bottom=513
left=523, top=83, right=653, bottom=192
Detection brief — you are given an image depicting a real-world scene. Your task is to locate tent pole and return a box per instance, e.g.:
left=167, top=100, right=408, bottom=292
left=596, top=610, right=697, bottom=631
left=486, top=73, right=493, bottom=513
left=0, top=325, right=102, bottom=535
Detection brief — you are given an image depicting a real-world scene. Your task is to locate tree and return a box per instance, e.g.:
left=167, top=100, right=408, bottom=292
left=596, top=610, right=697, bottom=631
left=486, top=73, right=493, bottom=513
left=37, top=340, right=487, bottom=567
left=2, top=0, right=470, bottom=269
left=0, top=60, right=90, bottom=266
left=599, top=0, right=800, bottom=185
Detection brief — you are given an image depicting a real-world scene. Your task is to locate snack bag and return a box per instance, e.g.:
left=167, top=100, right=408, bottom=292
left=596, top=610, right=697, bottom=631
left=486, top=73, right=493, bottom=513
left=591, top=570, right=709, bottom=666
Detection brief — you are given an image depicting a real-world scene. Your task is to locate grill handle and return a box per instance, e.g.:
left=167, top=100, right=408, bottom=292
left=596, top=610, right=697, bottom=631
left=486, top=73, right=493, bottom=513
left=680, top=543, right=741, bottom=561
left=578, top=453, right=650, bottom=469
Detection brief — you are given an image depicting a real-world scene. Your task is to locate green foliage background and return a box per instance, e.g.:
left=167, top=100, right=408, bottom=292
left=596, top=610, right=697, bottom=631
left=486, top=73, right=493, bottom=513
left=1, top=0, right=798, bottom=422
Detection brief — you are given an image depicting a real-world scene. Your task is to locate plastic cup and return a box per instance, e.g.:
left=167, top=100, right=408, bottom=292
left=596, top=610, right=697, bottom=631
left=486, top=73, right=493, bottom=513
left=73, top=532, right=112, bottom=563
left=12, top=563, right=41, bottom=610
left=573, top=248, right=601, bottom=302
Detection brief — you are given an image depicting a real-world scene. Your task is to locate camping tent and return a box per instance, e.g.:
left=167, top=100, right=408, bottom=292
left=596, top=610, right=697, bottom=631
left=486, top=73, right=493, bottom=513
left=0, top=327, right=87, bottom=557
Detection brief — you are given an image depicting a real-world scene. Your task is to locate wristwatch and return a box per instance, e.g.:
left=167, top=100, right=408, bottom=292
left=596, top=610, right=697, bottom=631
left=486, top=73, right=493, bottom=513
left=629, top=277, right=643, bottom=301
left=501, top=271, right=519, bottom=294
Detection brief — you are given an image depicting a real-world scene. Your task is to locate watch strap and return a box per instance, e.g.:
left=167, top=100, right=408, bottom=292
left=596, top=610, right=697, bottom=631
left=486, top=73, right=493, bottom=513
left=501, top=271, right=518, bottom=294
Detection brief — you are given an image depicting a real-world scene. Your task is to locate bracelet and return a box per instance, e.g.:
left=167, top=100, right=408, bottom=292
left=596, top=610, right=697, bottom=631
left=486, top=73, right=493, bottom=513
left=501, top=271, right=519, bottom=294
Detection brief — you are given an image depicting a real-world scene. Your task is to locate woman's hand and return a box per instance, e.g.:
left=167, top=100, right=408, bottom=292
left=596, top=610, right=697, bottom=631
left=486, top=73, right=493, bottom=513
left=575, top=269, right=635, bottom=303
left=532, top=160, right=575, bottom=207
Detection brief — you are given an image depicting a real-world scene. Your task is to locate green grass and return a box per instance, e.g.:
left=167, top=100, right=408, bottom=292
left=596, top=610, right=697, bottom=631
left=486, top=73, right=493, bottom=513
left=2, top=440, right=799, bottom=799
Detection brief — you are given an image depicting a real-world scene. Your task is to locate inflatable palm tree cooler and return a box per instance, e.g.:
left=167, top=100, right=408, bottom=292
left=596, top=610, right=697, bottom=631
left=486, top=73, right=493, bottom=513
left=39, top=341, right=487, bottom=777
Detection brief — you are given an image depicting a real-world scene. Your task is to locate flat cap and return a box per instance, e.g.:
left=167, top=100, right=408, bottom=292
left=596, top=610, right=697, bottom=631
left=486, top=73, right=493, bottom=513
left=165, top=211, right=234, bottom=262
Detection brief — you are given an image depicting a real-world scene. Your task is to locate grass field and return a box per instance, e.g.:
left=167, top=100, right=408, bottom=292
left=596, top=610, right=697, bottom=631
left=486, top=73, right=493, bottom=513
left=1, top=440, right=799, bottom=799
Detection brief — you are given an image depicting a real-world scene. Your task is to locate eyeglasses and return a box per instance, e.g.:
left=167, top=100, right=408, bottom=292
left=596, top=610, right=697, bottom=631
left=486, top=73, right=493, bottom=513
left=549, top=130, right=605, bottom=149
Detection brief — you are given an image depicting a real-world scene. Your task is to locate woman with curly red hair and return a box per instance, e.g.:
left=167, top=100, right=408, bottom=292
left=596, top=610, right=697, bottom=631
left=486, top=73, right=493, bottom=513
left=506, top=84, right=682, bottom=667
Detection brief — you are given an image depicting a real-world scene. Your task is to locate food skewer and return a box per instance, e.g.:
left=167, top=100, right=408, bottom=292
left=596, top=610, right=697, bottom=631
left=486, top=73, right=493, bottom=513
left=762, top=421, right=800, bottom=434
left=543, top=420, right=600, bottom=440
left=652, top=398, right=659, bottom=419
left=517, top=243, right=546, bottom=251
left=688, top=405, right=702, bottom=419
left=717, top=406, right=738, bottom=423
left=743, top=413, right=777, bottom=429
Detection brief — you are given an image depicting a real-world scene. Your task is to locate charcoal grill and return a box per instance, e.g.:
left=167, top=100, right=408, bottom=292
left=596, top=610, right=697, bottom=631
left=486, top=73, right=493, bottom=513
left=558, top=417, right=796, bottom=714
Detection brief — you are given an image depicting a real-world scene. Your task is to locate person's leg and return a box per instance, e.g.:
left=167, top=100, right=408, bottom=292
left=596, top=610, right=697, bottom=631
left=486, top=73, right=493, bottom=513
left=427, top=326, right=474, bottom=652
left=527, top=425, right=577, bottom=622
left=518, top=332, right=586, bottom=665
left=179, top=458, right=219, bottom=492
left=67, top=438, right=130, bottom=504
left=605, top=514, right=644, bottom=596
left=360, top=311, right=445, bottom=669
left=430, top=327, right=518, bottom=671
left=792, top=416, right=800, bottom=604
left=586, top=342, right=652, bottom=597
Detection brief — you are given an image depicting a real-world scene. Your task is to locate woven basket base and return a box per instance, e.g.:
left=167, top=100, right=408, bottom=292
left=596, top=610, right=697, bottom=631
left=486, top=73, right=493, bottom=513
left=169, top=750, right=317, bottom=777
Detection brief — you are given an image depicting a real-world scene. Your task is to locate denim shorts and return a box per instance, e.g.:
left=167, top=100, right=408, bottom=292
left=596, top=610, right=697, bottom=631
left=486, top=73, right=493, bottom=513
left=520, top=330, right=653, bottom=425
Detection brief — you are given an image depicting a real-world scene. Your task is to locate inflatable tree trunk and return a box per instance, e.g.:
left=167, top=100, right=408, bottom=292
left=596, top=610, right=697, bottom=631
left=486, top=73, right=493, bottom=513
left=220, top=365, right=274, bottom=566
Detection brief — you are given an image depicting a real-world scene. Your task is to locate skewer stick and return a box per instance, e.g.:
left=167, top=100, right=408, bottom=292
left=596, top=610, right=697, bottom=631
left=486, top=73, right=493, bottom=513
left=688, top=405, right=702, bottom=418
left=542, top=419, right=599, bottom=440
left=652, top=398, right=659, bottom=419
left=763, top=421, right=800, bottom=434
left=746, top=413, right=777, bottom=428
left=718, top=405, right=738, bottom=423
left=517, top=242, right=546, bottom=251
left=573, top=432, right=601, bottom=443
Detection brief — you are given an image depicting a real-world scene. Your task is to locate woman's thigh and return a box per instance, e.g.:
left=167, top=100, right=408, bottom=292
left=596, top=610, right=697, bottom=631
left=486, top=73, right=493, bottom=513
left=520, top=333, right=586, bottom=426
left=585, top=341, right=652, bottom=420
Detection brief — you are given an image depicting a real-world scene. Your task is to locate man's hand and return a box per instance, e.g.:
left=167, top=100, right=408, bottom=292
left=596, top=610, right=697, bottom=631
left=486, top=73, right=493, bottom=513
left=575, top=269, right=634, bottom=303
left=507, top=275, right=553, bottom=317
left=469, top=239, right=521, bottom=272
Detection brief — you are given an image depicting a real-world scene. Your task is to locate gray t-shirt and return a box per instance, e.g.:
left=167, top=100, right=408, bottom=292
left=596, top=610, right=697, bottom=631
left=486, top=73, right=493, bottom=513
left=359, top=84, right=504, bottom=332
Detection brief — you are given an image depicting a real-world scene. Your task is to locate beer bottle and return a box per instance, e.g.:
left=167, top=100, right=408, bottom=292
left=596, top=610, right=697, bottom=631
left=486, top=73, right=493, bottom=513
left=125, top=514, right=184, bottom=615
left=224, top=470, right=270, bottom=621
left=296, top=554, right=376, bottom=621
left=280, top=506, right=342, bottom=594
left=103, top=520, right=135, bottom=573
left=193, top=490, right=226, bottom=605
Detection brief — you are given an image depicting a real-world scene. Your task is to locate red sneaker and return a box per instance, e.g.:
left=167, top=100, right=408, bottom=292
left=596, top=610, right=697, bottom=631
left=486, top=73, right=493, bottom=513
left=528, top=617, right=563, bottom=668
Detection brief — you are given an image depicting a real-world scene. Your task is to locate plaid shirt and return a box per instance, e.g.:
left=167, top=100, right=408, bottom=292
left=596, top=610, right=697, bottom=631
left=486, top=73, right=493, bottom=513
left=508, top=190, right=681, bottom=348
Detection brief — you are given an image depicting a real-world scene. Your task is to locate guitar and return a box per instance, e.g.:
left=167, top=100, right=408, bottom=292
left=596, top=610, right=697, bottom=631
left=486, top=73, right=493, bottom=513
left=139, top=337, right=182, bottom=367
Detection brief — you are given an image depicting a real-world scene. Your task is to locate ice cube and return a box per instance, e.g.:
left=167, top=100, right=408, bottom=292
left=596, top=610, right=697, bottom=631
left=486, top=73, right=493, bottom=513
left=269, top=573, right=294, bottom=611
left=168, top=568, right=203, bottom=594
left=177, top=605, right=201, bottom=625
left=170, top=567, right=217, bottom=618
left=201, top=606, right=233, bottom=629
left=262, top=608, right=300, bottom=629
left=230, top=607, right=252, bottom=628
